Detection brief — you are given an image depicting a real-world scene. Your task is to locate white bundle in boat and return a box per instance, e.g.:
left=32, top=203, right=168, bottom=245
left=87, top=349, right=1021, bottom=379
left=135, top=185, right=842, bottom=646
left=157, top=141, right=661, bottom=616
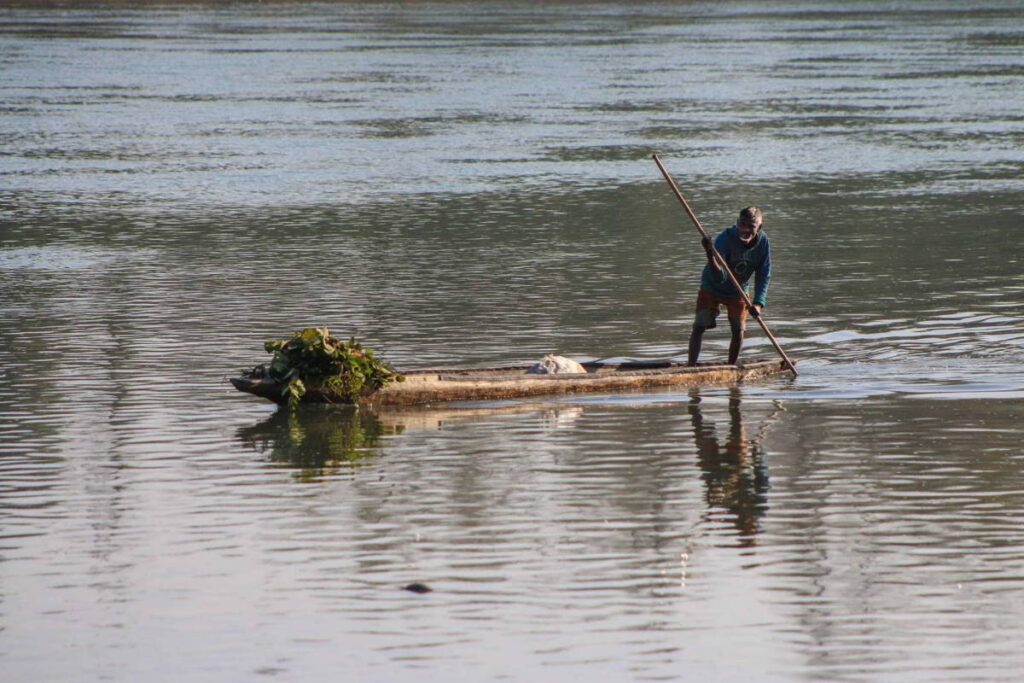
left=526, top=354, right=587, bottom=375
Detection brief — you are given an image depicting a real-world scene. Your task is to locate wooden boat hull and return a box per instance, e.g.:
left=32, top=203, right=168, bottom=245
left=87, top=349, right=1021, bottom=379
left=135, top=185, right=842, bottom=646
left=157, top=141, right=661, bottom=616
left=230, top=358, right=791, bottom=407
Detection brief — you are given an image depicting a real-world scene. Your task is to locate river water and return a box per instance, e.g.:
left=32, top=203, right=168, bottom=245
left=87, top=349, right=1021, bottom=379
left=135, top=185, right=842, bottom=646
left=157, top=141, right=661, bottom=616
left=2, top=1, right=1023, bottom=680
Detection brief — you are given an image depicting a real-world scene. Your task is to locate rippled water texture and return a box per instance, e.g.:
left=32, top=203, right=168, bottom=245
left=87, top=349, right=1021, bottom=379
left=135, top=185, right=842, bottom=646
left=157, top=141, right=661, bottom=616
left=2, top=1, right=1023, bottom=680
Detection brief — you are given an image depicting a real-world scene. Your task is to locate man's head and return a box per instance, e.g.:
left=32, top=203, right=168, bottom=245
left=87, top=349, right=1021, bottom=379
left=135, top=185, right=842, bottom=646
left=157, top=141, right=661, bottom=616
left=737, top=206, right=763, bottom=243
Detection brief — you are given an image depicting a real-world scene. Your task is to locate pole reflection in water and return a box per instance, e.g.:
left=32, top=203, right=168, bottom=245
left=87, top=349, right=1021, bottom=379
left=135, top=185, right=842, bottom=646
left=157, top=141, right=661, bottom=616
left=237, top=406, right=400, bottom=476
left=688, top=390, right=779, bottom=546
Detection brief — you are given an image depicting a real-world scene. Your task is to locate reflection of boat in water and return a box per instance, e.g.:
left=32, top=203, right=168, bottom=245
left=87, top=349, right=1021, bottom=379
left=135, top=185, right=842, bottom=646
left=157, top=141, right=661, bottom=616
left=238, top=407, right=398, bottom=471
left=231, top=357, right=790, bottom=406
left=370, top=401, right=583, bottom=431
left=238, top=391, right=780, bottom=493
left=236, top=402, right=585, bottom=472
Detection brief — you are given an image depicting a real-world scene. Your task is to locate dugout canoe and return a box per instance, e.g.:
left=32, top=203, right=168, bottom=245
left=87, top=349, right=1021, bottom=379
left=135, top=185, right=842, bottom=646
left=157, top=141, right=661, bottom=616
left=230, top=357, right=791, bottom=407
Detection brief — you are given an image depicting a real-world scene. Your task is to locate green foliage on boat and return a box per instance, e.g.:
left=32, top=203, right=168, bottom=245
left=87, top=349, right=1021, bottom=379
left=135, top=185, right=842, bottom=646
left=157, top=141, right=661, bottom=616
left=242, top=327, right=404, bottom=408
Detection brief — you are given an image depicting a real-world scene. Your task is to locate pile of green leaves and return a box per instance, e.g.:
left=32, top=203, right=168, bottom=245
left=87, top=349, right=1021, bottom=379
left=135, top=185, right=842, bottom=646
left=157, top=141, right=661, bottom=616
left=244, top=328, right=403, bottom=408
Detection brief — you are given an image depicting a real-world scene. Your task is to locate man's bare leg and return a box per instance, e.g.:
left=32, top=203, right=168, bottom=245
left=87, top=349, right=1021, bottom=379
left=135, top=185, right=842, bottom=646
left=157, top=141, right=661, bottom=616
left=727, top=317, right=745, bottom=365
left=688, top=324, right=706, bottom=366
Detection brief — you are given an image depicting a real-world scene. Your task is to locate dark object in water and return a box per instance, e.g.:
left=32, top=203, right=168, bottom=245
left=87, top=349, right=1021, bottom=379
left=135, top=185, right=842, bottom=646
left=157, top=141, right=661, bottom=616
left=403, top=582, right=432, bottom=594
left=230, top=357, right=791, bottom=407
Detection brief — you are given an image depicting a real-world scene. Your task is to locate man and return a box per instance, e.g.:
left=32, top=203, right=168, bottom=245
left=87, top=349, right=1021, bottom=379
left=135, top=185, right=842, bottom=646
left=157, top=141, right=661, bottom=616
left=688, top=206, right=770, bottom=366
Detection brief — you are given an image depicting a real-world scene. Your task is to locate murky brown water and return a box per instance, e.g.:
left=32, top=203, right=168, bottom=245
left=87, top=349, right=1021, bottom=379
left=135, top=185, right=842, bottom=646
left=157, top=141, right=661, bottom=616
left=2, top=1, right=1023, bottom=680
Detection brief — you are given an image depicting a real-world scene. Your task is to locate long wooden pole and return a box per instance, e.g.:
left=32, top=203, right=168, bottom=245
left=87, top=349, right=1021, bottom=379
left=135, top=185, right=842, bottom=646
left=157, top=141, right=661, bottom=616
left=652, top=153, right=798, bottom=376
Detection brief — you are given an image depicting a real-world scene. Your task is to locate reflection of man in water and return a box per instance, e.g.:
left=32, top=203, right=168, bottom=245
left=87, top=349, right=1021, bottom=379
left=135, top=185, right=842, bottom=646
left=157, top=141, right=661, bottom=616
left=688, top=394, right=769, bottom=542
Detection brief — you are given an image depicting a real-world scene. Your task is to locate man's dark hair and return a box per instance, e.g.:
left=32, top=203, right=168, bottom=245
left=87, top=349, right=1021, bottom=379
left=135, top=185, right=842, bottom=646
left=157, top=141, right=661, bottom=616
left=739, top=206, right=763, bottom=224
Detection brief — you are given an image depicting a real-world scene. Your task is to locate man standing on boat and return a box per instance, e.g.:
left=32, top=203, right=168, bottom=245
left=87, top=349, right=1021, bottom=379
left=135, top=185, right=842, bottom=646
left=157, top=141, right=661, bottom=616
left=688, top=206, right=770, bottom=366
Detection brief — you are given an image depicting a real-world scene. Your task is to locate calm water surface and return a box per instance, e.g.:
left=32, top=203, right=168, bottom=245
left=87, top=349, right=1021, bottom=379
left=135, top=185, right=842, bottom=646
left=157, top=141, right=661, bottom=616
left=2, top=1, right=1023, bottom=680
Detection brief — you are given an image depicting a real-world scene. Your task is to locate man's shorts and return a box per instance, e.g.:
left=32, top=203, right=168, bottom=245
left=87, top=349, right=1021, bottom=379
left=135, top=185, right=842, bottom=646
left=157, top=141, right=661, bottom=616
left=693, top=289, right=747, bottom=329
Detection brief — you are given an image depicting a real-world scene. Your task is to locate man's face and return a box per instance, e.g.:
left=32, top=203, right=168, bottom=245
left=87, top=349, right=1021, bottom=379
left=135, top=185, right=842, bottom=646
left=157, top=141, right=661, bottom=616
left=737, top=217, right=762, bottom=243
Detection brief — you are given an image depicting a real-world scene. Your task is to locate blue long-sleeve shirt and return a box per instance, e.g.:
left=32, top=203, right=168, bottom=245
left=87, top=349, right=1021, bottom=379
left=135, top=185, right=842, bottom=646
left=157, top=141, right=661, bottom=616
left=699, top=225, right=771, bottom=307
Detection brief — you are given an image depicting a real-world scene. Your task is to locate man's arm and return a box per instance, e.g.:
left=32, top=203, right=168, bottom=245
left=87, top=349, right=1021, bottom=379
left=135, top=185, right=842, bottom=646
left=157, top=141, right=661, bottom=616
left=751, top=240, right=771, bottom=311
left=701, top=237, right=719, bottom=271
left=704, top=231, right=731, bottom=279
